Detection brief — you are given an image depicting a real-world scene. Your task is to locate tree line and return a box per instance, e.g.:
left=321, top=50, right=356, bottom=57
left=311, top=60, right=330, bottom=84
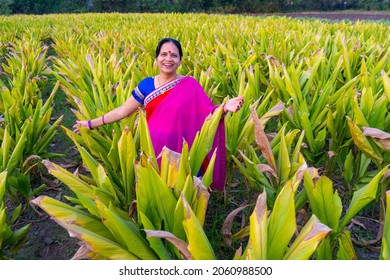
left=1, top=0, right=389, bottom=15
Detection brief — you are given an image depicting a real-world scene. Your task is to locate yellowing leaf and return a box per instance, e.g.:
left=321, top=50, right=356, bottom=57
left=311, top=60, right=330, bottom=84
left=250, top=106, right=276, bottom=173
left=145, top=230, right=192, bottom=260
left=347, top=117, right=382, bottom=163
left=246, top=191, right=268, bottom=260
left=267, top=182, right=296, bottom=259
left=95, top=200, right=158, bottom=260
left=336, top=231, right=357, bottom=260
left=181, top=193, right=215, bottom=260
left=381, top=70, right=390, bottom=102
left=0, top=171, right=7, bottom=202
left=284, top=215, right=332, bottom=260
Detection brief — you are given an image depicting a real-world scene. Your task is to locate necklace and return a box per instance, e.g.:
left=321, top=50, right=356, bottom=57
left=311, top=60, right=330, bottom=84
left=157, top=74, right=178, bottom=87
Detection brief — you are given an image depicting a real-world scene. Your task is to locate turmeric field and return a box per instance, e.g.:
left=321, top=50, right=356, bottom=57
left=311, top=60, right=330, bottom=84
left=0, top=12, right=389, bottom=260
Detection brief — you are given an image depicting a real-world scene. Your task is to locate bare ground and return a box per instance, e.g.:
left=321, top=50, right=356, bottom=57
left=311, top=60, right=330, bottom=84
left=276, top=11, right=390, bottom=22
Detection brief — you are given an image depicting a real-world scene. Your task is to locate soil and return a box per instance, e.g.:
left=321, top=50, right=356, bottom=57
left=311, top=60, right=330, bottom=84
left=276, top=11, right=390, bottom=22
left=9, top=11, right=389, bottom=260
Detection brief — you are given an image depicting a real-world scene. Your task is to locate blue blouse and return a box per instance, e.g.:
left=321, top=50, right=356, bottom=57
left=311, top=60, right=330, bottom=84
left=132, top=77, right=155, bottom=105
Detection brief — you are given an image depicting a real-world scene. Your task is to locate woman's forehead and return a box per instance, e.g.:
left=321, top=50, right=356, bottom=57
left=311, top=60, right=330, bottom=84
left=160, top=42, right=179, bottom=53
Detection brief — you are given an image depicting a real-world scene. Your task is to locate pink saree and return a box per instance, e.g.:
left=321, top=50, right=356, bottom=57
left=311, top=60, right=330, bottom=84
left=145, top=76, right=226, bottom=190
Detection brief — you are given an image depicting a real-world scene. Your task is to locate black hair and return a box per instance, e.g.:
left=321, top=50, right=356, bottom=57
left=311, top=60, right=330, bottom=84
left=155, top=38, right=183, bottom=60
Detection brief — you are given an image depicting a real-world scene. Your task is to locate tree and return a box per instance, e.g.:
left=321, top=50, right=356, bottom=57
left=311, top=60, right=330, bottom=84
left=0, top=0, right=14, bottom=15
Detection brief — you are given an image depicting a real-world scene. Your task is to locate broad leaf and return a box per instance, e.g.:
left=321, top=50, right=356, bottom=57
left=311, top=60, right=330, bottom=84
left=303, top=173, right=342, bottom=231
left=380, top=190, right=390, bottom=260
left=181, top=193, right=215, bottom=260
left=246, top=191, right=268, bottom=260
left=339, top=166, right=389, bottom=230
left=95, top=200, right=158, bottom=260
left=284, top=215, right=332, bottom=260
left=267, top=180, right=296, bottom=259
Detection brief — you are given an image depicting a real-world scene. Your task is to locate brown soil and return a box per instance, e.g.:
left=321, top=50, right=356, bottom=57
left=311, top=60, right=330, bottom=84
left=278, top=11, right=390, bottom=22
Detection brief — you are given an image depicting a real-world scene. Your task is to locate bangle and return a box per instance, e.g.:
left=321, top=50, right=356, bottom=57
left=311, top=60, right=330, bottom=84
left=102, top=115, right=106, bottom=125
left=87, top=120, right=93, bottom=130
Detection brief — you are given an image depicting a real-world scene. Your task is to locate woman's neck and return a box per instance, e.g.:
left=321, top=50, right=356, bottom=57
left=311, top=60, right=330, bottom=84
left=157, top=73, right=178, bottom=86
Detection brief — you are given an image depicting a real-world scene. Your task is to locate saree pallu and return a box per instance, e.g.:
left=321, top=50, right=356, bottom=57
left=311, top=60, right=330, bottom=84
left=145, top=76, right=226, bottom=190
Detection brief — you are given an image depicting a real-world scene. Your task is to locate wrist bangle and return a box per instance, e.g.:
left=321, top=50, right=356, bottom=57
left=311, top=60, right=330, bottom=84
left=87, top=120, right=93, bottom=130
left=102, top=115, right=106, bottom=125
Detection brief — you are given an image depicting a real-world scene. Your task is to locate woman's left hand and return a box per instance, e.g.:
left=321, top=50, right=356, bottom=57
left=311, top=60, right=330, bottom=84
left=223, top=96, right=244, bottom=113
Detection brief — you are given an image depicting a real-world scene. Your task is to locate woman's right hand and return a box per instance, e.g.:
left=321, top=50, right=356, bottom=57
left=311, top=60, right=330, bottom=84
left=73, top=120, right=89, bottom=134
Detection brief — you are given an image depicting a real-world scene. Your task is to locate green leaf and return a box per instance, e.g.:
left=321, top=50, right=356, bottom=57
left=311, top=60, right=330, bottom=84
left=189, top=106, right=223, bottom=175
left=0, top=171, right=7, bottom=202
left=11, top=204, right=22, bottom=224
left=246, top=191, right=268, bottom=260
left=1, top=128, right=12, bottom=170
left=381, top=70, right=390, bottom=102
left=284, top=215, right=332, bottom=260
left=138, top=110, right=158, bottom=169
left=69, top=224, right=140, bottom=260
left=336, top=231, right=357, bottom=260
left=181, top=193, right=215, bottom=260
left=267, top=181, right=296, bottom=259
left=95, top=200, right=158, bottom=260
left=117, top=127, right=136, bottom=205
left=339, top=166, right=389, bottom=230
left=42, top=160, right=95, bottom=199
left=8, top=224, right=30, bottom=254
left=31, top=196, right=115, bottom=240
left=201, top=149, right=217, bottom=189
left=303, top=173, right=342, bottom=231
left=381, top=190, right=390, bottom=259
left=0, top=206, right=8, bottom=248
left=300, top=111, right=315, bottom=151
left=6, top=121, right=30, bottom=174
left=139, top=212, right=172, bottom=260
left=344, top=150, right=354, bottom=186
left=144, top=229, right=192, bottom=260
left=277, top=128, right=291, bottom=185
left=347, top=117, right=382, bottom=163
left=181, top=175, right=210, bottom=228
left=135, top=157, right=177, bottom=232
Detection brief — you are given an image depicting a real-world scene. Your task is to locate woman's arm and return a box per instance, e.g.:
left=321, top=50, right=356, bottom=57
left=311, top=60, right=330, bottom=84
left=73, top=96, right=142, bottom=133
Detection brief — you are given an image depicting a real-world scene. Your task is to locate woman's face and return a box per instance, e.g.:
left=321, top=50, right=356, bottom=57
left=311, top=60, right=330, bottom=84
left=156, top=42, right=181, bottom=75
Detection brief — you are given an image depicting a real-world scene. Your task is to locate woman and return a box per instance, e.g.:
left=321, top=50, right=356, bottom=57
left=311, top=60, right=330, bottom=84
left=74, top=38, right=244, bottom=190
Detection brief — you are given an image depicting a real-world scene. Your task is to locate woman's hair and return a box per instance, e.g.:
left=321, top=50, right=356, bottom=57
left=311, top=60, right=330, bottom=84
left=155, top=38, right=183, bottom=60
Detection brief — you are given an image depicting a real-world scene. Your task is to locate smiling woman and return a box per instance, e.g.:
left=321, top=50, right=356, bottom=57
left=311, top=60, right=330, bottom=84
left=73, top=37, right=244, bottom=190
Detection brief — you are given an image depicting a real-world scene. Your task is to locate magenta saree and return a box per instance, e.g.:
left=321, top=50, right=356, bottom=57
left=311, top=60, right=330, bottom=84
left=145, top=76, right=226, bottom=190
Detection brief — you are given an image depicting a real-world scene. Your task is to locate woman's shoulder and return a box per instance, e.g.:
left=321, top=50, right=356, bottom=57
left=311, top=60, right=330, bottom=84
left=137, top=76, right=155, bottom=91
left=179, top=75, right=202, bottom=87
left=179, top=75, right=198, bottom=83
left=138, top=76, right=154, bottom=86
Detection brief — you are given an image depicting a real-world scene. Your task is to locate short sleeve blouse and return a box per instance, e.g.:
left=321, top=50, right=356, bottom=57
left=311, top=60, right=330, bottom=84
left=131, top=77, right=155, bottom=104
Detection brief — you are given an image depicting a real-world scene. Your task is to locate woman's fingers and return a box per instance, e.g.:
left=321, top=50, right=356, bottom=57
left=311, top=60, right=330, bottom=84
left=233, top=96, right=244, bottom=112
left=73, top=120, right=84, bottom=134
left=224, top=96, right=244, bottom=113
